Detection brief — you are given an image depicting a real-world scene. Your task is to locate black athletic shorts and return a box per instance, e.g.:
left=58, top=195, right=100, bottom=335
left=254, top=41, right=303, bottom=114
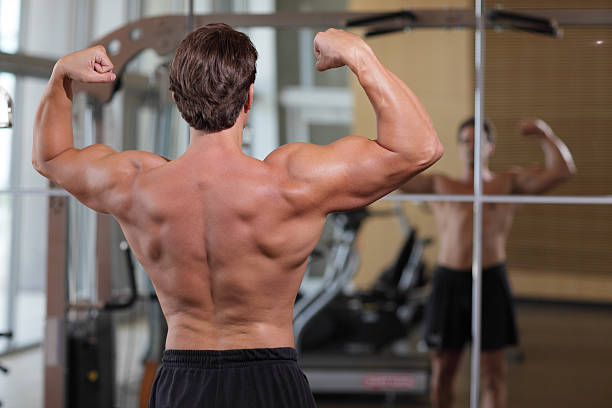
left=148, top=347, right=317, bottom=408
left=424, top=262, right=518, bottom=351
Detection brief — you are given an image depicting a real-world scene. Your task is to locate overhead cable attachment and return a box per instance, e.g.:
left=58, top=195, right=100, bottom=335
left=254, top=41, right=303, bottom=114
left=488, top=9, right=563, bottom=38
left=346, top=10, right=417, bottom=38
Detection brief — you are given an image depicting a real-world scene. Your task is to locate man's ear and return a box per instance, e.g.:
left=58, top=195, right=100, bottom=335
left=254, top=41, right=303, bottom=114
left=488, top=142, right=496, bottom=156
left=244, top=84, right=254, bottom=112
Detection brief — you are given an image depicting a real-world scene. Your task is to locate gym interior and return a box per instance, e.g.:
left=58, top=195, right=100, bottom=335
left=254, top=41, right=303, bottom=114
left=0, top=0, right=611, bottom=407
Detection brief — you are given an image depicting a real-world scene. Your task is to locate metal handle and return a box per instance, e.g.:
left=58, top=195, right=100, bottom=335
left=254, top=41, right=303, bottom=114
left=346, top=9, right=417, bottom=38
left=0, top=86, right=13, bottom=129
left=488, top=9, right=563, bottom=38
left=346, top=10, right=416, bottom=28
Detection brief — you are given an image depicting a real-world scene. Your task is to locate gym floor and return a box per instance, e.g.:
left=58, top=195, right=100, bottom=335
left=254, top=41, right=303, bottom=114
left=315, top=301, right=612, bottom=408
left=1, top=302, right=611, bottom=407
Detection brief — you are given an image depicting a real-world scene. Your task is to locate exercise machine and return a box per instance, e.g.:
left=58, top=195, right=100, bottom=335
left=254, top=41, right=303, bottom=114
left=40, top=7, right=566, bottom=407
left=295, top=204, right=433, bottom=398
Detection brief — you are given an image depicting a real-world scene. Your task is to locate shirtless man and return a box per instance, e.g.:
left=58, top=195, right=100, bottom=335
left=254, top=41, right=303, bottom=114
left=401, top=117, right=576, bottom=408
left=33, top=24, right=442, bottom=407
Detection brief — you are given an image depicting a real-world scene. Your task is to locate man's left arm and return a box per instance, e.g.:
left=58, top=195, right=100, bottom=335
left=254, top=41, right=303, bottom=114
left=33, top=46, right=167, bottom=214
left=511, top=119, right=576, bottom=194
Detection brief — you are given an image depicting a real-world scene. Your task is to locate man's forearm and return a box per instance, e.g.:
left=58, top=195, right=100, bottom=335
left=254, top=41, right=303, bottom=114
left=32, top=66, right=75, bottom=172
left=540, top=131, right=576, bottom=177
left=348, top=46, right=440, bottom=164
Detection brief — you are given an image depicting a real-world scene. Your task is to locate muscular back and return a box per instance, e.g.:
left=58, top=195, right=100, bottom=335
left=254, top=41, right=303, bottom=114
left=116, top=151, right=327, bottom=350
left=33, top=30, right=443, bottom=351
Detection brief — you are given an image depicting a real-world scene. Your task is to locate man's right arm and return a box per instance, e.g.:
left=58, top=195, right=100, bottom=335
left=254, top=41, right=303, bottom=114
left=32, top=46, right=168, bottom=216
left=510, top=119, right=576, bottom=194
left=265, top=29, right=443, bottom=213
left=398, top=174, right=436, bottom=194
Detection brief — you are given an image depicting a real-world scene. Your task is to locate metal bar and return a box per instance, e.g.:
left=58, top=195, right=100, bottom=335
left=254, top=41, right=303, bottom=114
left=385, top=194, right=475, bottom=202
left=187, top=0, right=194, bottom=33
left=44, top=196, right=68, bottom=408
left=5, top=76, right=21, bottom=354
left=0, top=52, right=55, bottom=79
left=366, top=27, right=410, bottom=38
left=489, top=9, right=552, bottom=26
left=470, top=0, right=485, bottom=407
left=512, top=8, right=612, bottom=26
left=386, top=194, right=612, bottom=205
left=192, top=9, right=612, bottom=28
left=481, top=195, right=612, bottom=205
left=488, top=9, right=561, bottom=38
left=0, top=189, right=70, bottom=196
left=2, top=188, right=612, bottom=204
left=345, top=10, right=416, bottom=27
left=0, top=51, right=151, bottom=87
left=96, top=214, right=113, bottom=306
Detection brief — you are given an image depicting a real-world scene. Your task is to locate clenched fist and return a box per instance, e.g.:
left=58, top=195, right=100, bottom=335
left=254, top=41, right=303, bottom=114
left=54, top=45, right=116, bottom=83
left=520, top=119, right=553, bottom=139
left=313, top=28, right=368, bottom=72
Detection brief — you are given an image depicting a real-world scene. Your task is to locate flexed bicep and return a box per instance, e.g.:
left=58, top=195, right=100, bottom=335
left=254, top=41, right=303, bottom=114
left=266, top=136, right=433, bottom=214
left=265, top=29, right=442, bottom=214
left=511, top=119, right=576, bottom=194
left=510, top=165, right=571, bottom=195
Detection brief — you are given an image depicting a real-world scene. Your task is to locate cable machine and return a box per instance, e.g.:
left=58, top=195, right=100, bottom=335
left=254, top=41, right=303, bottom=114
left=40, top=6, right=590, bottom=408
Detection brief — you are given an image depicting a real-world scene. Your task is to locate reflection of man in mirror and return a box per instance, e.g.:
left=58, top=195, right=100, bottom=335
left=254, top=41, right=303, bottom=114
left=401, top=118, right=576, bottom=408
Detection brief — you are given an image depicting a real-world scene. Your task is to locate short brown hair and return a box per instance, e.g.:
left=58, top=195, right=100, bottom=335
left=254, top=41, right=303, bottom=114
left=169, top=23, right=257, bottom=132
left=457, top=116, right=496, bottom=143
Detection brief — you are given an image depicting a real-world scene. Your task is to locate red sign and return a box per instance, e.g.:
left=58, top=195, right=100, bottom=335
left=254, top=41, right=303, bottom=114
left=362, top=373, right=417, bottom=390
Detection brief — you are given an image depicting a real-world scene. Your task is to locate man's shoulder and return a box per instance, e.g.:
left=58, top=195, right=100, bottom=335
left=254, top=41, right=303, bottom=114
left=263, top=142, right=331, bottom=186
left=113, top=151, right=171, bottom=201
left=493, top=166, right=532, bottom=187
left=431, top=173, right=451, bottom=182
left=123, top=150, right=170, bottom=170
left=431, top=173, right=460, bottom=189
left=263, top=142, right=319, bottom=167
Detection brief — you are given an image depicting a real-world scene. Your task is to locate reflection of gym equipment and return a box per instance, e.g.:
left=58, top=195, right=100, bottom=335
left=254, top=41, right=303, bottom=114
left=295, top=206, right=433, bottom=398
left=0, top=86, right=13, bottom=129
left=488, top=9, right=562, bottom=38
left=345, top=8, right=562, bottom=38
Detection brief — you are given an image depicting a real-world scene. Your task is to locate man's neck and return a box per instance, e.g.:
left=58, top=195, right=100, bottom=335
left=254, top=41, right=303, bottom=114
left=461, top=165, right=493, bottom=183
left=188, top=123, right=244, bottom=154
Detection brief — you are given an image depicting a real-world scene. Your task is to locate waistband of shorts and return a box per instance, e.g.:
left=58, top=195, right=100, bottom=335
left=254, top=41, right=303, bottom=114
left=435, top=262, right=507, bottom=276
left=161, top=347, right=298, bottom=369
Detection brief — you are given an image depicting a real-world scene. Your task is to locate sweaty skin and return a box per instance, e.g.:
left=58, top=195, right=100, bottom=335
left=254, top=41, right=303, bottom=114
left=33, top=30, right=443, bottom=351
left=402, top=122, right=576, bottom=269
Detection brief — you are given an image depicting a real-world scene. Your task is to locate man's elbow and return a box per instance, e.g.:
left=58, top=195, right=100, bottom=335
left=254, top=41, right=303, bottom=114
left=559, top=162, right=577, bottom=182
left=32, top=156, right=53, bottom=180
left=418, top=132, right=444, bottom=169
left=32, top=156, right=47, bottom=177
left=567, top=161, right=577, bottom=177
left=431, top=138, right=445, bottom=165
left=32, top=137, right=47, bottom=177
